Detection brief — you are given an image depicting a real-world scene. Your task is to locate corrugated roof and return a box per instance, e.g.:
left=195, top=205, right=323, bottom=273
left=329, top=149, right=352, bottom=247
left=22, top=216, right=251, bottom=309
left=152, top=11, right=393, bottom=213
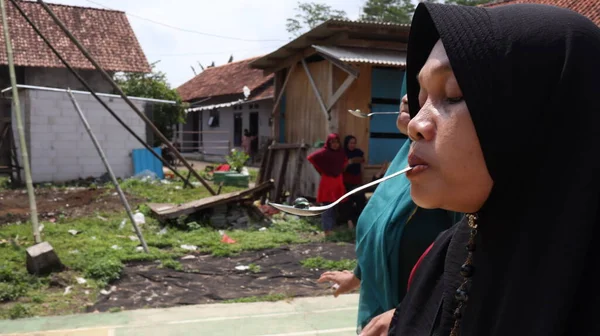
left=482, top=0, right=600, bottom=26
left=251, top=18, right=410, bottom=70
left=313, top=45, right=406, bottom=66
left=0, top=0, right=150, bottom=73
left=177, top=57, right=273, bottom=102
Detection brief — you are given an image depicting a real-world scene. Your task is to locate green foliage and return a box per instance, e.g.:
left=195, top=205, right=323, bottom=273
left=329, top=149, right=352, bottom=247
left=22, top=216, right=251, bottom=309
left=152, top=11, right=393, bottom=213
left=0, top=283, right=26, bottom=302
left=160, top=259, right=183, bottom=271
left=223, top=293, right=288, bottom=304
left=286, top=2, right=348, bottom=37
left=225, top=149, right=250, bottom=173
left=7, top=304, right=32, bottom=319
left=300, top=256, right=357, bottom=271
left=114, top=62, right=185, bottom=146
left=248, top=263, right=261, bottom=274
left=361, top=0, right=415, bottom=24
left=84, top=257, right=124, bottom=283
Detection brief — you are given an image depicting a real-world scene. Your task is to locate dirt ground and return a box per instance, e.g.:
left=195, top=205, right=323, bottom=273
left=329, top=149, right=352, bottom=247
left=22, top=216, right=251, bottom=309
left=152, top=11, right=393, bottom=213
left=0, top=188, right=139, bottom=225
left=90, top=242, right=356, bottom=312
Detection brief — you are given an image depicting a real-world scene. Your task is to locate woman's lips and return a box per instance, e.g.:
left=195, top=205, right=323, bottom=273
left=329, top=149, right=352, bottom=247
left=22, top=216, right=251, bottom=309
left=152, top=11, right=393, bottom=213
left=407, top=152, right=429, bottom=176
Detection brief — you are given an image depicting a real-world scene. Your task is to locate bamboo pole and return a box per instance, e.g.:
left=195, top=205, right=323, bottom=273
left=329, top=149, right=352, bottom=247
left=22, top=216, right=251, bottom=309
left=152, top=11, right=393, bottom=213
left=7, top=0, right=193, bottom=188
left=68, top=90, right=149, bottom=253
left=0, top=0, right=41, bottom=243
left=37, top=0, right=216, bottom=195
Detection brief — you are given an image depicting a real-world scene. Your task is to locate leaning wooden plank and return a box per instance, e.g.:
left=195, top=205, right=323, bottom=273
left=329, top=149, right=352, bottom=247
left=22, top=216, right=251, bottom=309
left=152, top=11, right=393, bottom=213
left=148, top=180, right=275, bottom=220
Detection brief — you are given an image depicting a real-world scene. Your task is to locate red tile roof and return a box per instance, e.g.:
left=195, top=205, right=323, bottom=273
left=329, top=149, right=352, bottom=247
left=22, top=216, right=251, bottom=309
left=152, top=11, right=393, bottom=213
left=177, top=57, right=274, bottom=102
left=483, top=0, right=600, bottom=26
left=0, top=0, right=150, bottom=73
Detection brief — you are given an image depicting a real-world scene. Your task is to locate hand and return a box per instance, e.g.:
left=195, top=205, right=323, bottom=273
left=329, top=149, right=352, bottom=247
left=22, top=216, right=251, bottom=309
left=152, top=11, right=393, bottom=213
left=359, top=309, right=395, bottom=336
left=317, top=270, right=360, bottom=297
left=396, top=94, right=410, bottom=135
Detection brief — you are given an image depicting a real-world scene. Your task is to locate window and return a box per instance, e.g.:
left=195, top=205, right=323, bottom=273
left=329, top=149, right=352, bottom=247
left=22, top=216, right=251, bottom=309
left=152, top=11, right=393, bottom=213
left=208, top=109, right=220, bottom=127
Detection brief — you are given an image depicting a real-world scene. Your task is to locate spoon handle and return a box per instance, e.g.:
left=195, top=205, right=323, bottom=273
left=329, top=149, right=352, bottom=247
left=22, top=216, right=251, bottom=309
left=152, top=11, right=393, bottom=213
left=329, top=166, right=412, bottom=208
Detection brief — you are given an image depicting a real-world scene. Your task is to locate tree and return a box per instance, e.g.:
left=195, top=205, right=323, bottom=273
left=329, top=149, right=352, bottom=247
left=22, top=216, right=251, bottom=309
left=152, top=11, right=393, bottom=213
left=445, top=0, right=491, bottom=5
left=286, top=2, right=348, bottom=37
left=361, top=0, right=415, bottom=24
left=114, top=62, right=186, bottom=146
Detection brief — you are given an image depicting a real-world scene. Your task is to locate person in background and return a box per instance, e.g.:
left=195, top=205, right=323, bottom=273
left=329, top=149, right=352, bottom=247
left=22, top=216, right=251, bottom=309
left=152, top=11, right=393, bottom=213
left=318, top=94, right=461, bottom=335
left=307, top=133, right=347, bottom=236
left=342, top=135, right=366, bottom=230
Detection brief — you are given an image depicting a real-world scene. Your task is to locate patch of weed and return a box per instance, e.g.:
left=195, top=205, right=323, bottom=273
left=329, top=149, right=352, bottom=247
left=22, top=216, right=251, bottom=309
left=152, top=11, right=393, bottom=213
left=300, top=257, right=357, bottom=271
left=223, top=293, right=288, bottom=304
left=84, top=257, right=123, bottom=283
left=248, top=263, right=261, bottom=274
left=7, top=303, right=32, bottom=319
left=160, top=259, right=183, bottom=271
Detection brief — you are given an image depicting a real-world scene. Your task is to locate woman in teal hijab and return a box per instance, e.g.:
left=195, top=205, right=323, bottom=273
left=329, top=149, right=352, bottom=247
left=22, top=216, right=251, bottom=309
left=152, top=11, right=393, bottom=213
left=318, top=92, right=461, bottom=335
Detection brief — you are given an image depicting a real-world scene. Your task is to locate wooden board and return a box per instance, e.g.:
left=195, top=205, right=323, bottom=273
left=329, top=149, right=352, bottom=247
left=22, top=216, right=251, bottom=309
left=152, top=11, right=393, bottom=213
left=148, top=180, right=274, bottom=220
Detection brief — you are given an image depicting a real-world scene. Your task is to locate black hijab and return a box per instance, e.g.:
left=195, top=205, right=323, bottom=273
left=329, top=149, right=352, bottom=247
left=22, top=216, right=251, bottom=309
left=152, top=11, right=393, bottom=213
left=392, top=3, right=600, bottom=336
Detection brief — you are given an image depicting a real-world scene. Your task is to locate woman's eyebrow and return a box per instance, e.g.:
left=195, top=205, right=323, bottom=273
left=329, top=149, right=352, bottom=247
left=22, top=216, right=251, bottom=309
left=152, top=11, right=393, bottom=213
left=417, top=63, right=453, bottom=86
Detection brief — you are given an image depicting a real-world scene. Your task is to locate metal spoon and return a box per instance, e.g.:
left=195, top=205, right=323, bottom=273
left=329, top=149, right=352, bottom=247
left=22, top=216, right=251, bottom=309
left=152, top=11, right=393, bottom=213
left=266, top=166, right=412, bottom=216
left=348, top=109, right=399, bottom=118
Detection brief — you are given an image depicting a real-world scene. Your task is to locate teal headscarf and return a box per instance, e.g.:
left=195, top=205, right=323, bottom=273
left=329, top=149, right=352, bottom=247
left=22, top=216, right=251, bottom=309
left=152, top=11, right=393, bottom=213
left=354, top=140, right=460, bottom=332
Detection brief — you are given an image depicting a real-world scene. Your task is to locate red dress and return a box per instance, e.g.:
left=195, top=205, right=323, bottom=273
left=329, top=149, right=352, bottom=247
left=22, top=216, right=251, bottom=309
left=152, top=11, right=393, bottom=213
left=317, top=174, right=346, bottom=203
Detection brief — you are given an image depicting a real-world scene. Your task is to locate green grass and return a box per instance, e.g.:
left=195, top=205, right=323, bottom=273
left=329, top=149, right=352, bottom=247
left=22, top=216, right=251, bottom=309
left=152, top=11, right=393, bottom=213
left=0, top=178, right=323, bottom=319
left=300, top=257, right=357, bottom=271
left=223, top=293, right=289, bottom=304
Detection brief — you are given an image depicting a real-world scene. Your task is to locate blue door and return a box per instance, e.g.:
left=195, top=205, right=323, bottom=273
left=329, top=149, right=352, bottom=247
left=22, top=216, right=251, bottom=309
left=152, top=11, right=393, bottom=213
left=368, top=68, right=408, bottom=165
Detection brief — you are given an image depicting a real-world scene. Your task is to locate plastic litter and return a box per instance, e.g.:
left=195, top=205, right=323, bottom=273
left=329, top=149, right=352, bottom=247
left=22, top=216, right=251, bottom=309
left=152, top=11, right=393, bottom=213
left=131, top=170, right=159, bottom=183
left=133, top=212, right=145, bottom=225
left=180, top=244, right=198, bottom=251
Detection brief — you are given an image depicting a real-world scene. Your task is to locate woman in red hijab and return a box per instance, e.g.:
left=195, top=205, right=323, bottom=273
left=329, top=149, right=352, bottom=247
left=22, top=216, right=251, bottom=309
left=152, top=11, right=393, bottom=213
left=307, top=133, right=347, bottom=236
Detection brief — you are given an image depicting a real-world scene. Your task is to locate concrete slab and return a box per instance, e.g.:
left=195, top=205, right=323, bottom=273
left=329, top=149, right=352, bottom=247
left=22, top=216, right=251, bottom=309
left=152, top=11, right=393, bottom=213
left=0, top=295, right=358, bottom=336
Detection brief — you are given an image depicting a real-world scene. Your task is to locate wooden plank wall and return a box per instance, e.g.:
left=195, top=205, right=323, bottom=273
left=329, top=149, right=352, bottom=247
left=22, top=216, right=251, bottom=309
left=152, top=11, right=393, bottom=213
left=284, top=61, right=330, bottom=145
left=331, top=64, right=382, bottom=182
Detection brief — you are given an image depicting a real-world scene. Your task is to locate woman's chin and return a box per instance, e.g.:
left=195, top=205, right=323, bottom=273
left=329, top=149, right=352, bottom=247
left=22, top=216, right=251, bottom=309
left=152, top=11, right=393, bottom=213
left=410, top=186, right=441, bottom=210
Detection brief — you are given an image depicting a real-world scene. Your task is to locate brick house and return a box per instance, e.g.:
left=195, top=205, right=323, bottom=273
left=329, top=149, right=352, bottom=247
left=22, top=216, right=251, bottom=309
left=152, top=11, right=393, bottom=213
left=177, top=57, right=273, bottom=162
left=0, top=1, right=153, bottom=183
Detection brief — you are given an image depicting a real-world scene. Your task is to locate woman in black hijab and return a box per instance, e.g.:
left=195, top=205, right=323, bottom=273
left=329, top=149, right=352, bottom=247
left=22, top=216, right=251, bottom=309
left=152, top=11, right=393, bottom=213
left=388, top=2, right=600, bottom=336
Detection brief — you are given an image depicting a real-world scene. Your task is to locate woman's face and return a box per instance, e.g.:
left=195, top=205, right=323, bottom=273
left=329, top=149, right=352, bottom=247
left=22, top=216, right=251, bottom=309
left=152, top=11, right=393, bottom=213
left=406, top=40, right=493, bottom=213
left=347, top=138, right=357, bottom=151
left=329, top=137, right=340, bottom=150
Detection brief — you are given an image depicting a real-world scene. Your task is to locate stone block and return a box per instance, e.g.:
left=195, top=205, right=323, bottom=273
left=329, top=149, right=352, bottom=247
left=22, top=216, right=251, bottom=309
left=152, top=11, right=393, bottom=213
left=26, top=242, right=64, bottom=276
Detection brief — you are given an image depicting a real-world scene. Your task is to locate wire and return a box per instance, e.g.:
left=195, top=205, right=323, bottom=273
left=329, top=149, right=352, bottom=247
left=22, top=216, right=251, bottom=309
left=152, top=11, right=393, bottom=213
left=147, top=45, right=280, bottom=57
left=84, top=0, right=288, bottom=42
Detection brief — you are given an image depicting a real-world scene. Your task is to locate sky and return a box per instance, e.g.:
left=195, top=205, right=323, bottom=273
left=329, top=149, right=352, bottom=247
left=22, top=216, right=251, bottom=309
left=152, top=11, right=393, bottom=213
left=47, top=0, right=367, bottom=88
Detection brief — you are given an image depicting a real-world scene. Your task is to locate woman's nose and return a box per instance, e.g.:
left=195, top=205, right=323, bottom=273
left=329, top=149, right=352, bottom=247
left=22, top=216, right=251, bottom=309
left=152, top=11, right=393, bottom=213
left=407, top=111, right=435, bottom=142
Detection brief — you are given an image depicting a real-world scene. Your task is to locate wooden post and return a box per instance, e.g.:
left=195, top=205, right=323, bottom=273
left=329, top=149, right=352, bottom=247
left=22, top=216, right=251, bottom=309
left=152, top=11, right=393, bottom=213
left=274, top=149, right=291, bottom=203
left=68, top=90, right=149, bottom=253
left=260, top=141, right=276, bottom=204
left=1, top=0, right=41, bottom=243
left=272, top=63, right=296, bottom=117
left=288, top=140, right=306, bottom=204
left=301, top=59, right=329, bottom=120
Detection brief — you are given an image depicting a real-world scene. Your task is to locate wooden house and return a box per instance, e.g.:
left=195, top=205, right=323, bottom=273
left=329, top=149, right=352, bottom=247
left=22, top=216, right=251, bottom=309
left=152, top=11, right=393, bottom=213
left=250, top=19, right=410, bottom=200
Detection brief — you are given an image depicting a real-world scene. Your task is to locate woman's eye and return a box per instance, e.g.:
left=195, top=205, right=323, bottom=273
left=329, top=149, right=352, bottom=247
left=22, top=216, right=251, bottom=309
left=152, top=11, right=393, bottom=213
left=446, top=96, right=464, bottom=104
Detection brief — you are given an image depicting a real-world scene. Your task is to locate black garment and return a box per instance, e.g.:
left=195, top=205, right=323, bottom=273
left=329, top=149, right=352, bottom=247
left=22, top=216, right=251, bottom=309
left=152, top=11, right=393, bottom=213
left=340, top=183, right=367, bottom=224
left=391, top=3, right=600, bottom=336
